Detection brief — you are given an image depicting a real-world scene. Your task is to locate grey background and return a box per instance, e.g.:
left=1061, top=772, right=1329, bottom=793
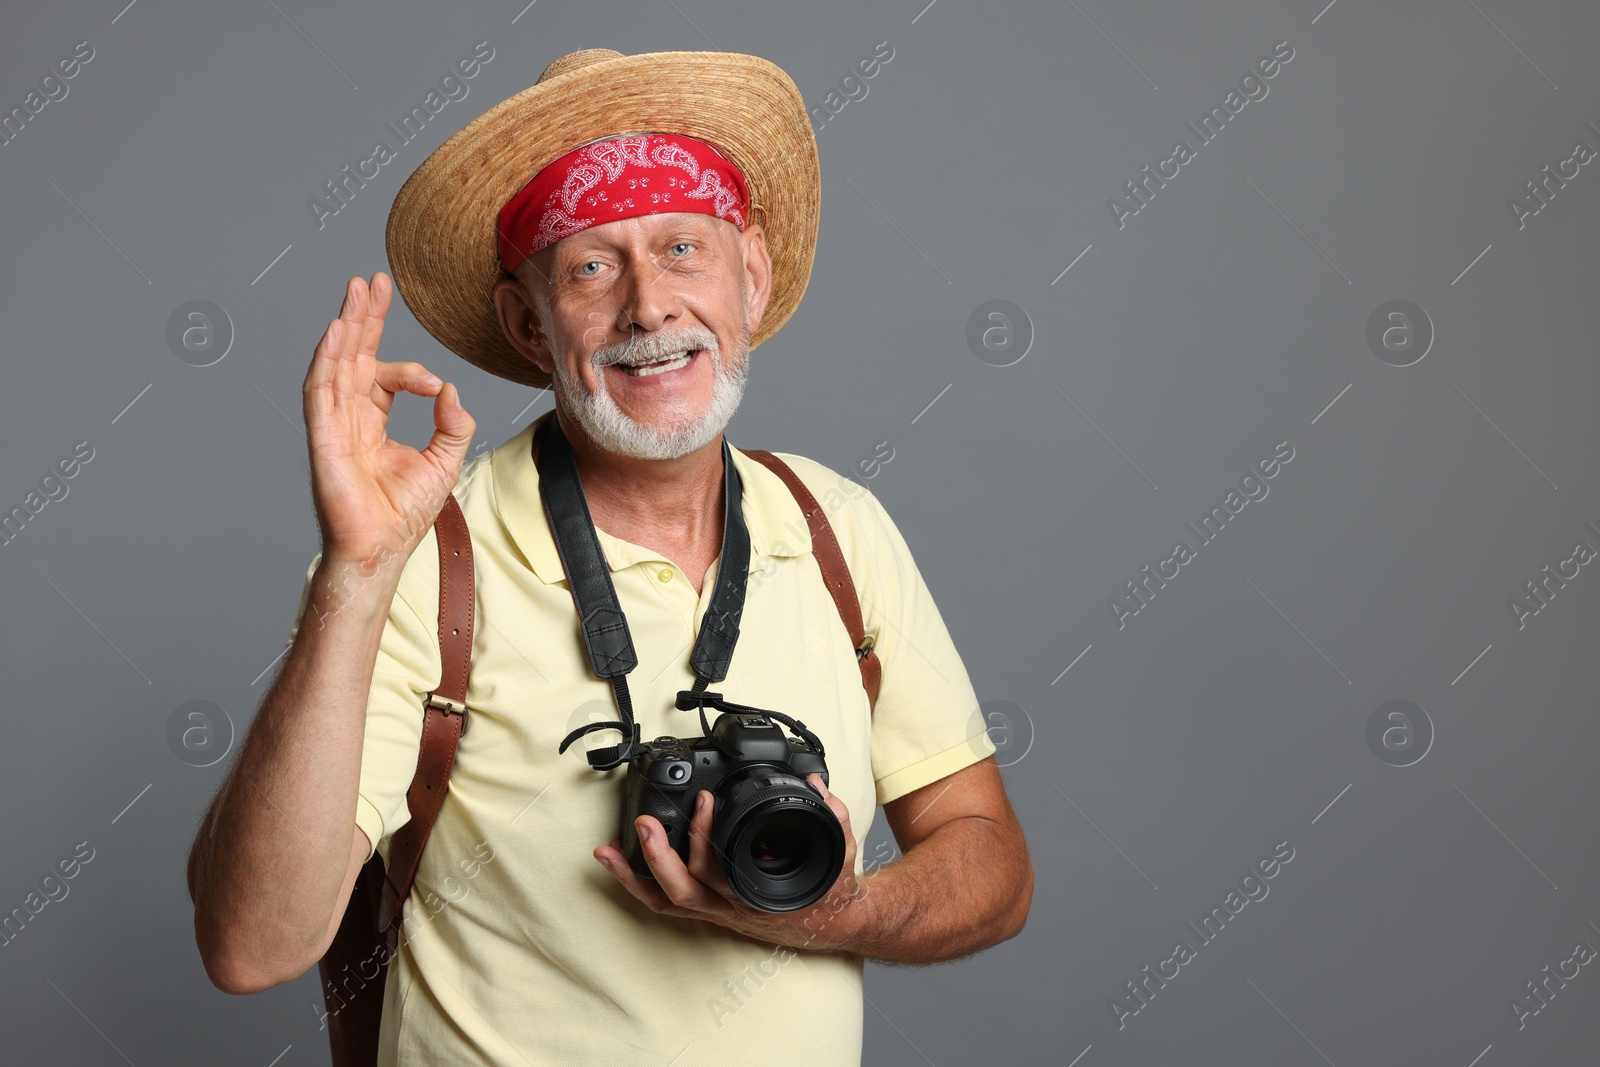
left=2, top=0, right=1597, bottom=1063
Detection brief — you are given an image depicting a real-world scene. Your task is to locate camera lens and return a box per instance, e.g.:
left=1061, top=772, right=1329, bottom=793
left=713, top=766, right=846, bottom=912
left=749, top=815, right=813, bottom=878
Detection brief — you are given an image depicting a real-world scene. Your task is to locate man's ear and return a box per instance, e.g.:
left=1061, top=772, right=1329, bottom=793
left=491, top=274, right=553, bottom=376
left=738, top=222, right=774, bottom=337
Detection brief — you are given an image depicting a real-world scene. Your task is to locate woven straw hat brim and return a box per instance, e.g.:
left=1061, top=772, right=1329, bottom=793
left=385, top=49, right=820, bottom=390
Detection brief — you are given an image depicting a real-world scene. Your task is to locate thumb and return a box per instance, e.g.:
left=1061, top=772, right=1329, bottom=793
left=424, top=381, right=475, bottom=473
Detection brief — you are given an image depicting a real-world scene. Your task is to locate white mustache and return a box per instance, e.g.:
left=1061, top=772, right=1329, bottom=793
left=593, top=331, right=719, bottom=368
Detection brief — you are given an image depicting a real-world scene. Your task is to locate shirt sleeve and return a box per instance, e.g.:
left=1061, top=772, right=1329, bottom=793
left=849, top=484, right=996, bottom=806
left=286, top=542, right=441, bottom=864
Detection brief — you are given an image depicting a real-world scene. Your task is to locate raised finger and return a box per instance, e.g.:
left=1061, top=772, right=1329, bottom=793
left=333, top=276, right=369, bottom=399
left=351, top=272, right=394, bottom=400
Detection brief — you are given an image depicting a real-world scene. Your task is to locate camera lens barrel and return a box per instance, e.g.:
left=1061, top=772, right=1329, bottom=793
left=712, top=764, right=846, bottom=912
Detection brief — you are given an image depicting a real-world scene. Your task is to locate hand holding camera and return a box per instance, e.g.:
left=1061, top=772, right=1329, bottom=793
left=617, top=690, right=848, bottom=912
left=589, top=693, right=863, bottom=946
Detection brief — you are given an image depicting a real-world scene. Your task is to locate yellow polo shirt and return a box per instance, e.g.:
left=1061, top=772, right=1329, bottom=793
left=288, top=408, right=994, bottom=1066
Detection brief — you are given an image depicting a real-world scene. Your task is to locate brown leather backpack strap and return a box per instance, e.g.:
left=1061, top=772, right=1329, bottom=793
left=740, top=450, right=881, bottom=711
left=375, top=492, right=475, bottom=952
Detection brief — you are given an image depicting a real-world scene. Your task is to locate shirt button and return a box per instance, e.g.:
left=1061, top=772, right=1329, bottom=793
left=657, top=567, right=674, bottom=583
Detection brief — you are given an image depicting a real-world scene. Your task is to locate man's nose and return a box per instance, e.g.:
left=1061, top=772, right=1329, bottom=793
left=615, top=252, right=680, bottom=335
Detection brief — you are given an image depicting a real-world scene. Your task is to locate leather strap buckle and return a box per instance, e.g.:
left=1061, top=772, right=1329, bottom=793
left=425, top=692, right=469, bottom=735
left=855, top=634, right=876, bottom=660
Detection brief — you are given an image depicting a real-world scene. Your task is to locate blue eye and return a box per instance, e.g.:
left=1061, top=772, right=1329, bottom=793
left=670, top=243, right=692, bottom=256
left=580, top=262, right=601, bottom=276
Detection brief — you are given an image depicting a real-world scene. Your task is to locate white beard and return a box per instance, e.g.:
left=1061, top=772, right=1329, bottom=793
left=549, top=300, right=751, bottom=461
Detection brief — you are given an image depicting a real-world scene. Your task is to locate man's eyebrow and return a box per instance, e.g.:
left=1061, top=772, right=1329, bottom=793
left=553, top=222, right=718, bottom=266
left=549, top=245, right=601, bottom=278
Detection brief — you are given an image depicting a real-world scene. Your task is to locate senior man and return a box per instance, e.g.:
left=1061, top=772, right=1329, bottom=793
left=187, top=47, right=1031, bottom=1065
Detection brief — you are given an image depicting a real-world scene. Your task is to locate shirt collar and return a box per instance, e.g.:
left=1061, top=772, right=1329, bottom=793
left=489, top=410, right=813, bottom=585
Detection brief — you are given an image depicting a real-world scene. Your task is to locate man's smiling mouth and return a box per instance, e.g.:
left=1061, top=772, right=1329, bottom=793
left=614, top=349, right=699, bottom=377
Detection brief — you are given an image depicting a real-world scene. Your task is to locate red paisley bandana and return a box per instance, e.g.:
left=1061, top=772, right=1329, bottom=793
left=497, top=132, right=750, bottom=272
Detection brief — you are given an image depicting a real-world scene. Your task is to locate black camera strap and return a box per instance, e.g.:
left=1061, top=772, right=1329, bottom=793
left=537, top=414, right=751, bottom=770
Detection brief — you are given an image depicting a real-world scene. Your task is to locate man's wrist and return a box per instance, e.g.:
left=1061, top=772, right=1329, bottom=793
left=307, top=555, right=404, bottom=629
left=787, top=872, right=877, bottom=954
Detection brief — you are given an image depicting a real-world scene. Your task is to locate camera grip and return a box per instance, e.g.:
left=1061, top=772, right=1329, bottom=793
left=620, top=781, right=698, bottom=879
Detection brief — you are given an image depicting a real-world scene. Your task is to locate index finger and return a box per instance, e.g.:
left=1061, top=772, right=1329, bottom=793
left=685, top=790, right=738, bottom=898
left=349, top=272, right=394, bottom=400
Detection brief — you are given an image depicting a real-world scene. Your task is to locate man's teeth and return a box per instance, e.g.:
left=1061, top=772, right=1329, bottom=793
left=618, top=350, right=695, bottom=376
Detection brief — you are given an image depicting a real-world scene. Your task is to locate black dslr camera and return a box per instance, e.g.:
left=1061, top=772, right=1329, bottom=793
left=618, top=690, right=847, bottom=913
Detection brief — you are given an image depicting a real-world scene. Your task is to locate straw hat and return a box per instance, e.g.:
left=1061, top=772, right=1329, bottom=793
left=385, top=48, right=820, bottom=390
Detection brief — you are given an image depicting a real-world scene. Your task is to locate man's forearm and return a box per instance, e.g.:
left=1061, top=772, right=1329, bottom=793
left=805, top=815, right=1032, bottom=964
left=189, top=557, right=401, bottom=991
